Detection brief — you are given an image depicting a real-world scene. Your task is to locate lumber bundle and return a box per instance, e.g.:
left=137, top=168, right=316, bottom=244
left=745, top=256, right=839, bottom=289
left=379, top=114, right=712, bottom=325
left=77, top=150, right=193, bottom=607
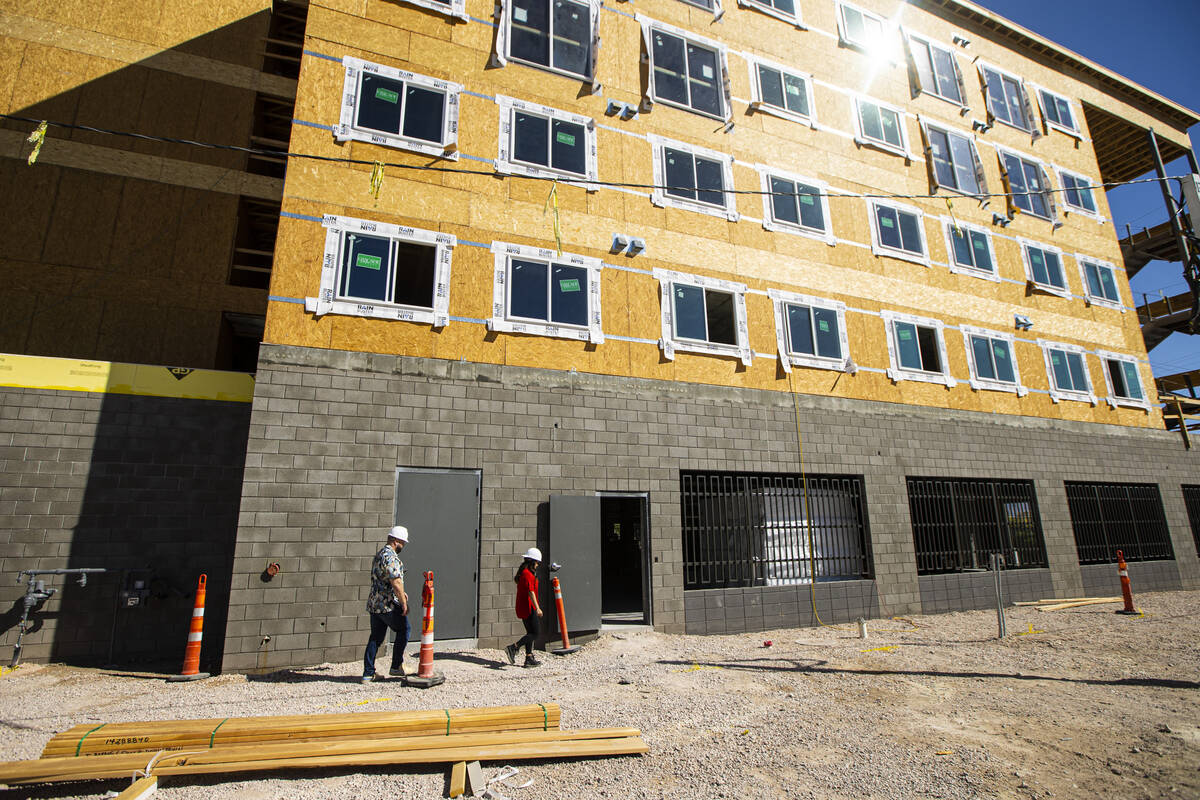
left=3, top=704, right=647, bottom=787
left=1012, top=597, right=1122, bottom=612
left=43, top=704, right=561, bottom=758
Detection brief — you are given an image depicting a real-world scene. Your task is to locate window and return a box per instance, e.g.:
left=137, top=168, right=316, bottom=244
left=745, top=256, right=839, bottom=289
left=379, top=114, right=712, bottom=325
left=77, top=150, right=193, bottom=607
left=768, top=290, right=849, bottom=373
left=681, top=471, right=873, bottom=590
left=748, top=59, right=814, bottom=124
left=738, top=0, right=803, bottom=27
left=1039, top=341, right=1094, bottom=404
left=500, top=0, right=597, bottom=81
left=1000, top=151, right=1054, bottom=220
left=855, top=97, right=908, bottom=156
left=649, top=135, right=737, bottom=220
left=978, top=63, right=1035, bottom=132
left=882, top=311, right=954, bottom=386
left=1181, top=486, right=1200, bottom=557
left=906, top=35, right=965, bottom=106
left=489, top=241, right=604, bottom=343
left=640, top=18, right=728, bottom=119
left=943, top=220, right=996, bottom=280
left=654, top=268, right=751, bottom=365
left=758, top=168, right=833, bottom=243
left=1100, top=353, right=1147, bottom=409
left=1035, top=87, right=1078, bottom=135
left=869, top=202, right=926, bottom=265
left=1019, top=240, right=1069, bottom=297
left=335, top=58, right=461, bottom=159
left=1079, top=258, right=1121, bottom=308
left=907, top=478, right=1048, bottom=575
left=837, top=2, right=887, bottom=52
left=1065, top=482, right=1174, bottom=565
left=495, top=96, right=597, bottom=183
left=922, top=122, right=984, bottom=195
left=309, top=215, right=455, bottom=327
left=962, top=326, right=1024, bottom=395
left=1059, top=171, right=1098, bottom=216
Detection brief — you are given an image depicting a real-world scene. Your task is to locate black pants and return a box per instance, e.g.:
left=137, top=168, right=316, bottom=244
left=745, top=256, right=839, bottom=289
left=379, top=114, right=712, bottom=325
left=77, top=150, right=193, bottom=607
left=515, top=613, right=539, bottom=654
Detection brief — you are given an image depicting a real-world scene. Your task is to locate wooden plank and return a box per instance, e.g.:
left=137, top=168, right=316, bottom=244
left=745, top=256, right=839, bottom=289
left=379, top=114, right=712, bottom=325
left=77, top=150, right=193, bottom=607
left=465, top=760, right=484, bottom=797
left=4, top=733, right=648, bottom=785
left=1037, top=597, right=1122, bottom=612
left=7, top=729, right=643, bottom=785
left=448, top=761, right=466, bottom=798
left=114, top=775, right=157, bottom=800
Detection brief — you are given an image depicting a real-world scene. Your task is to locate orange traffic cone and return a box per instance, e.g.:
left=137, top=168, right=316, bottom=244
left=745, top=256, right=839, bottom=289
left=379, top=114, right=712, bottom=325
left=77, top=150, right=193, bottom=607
left=1114, top=550, right=1139, bottom=616
left=549, top=576, right=581, bottom=655
left=404, top=571, right=445, bottom=688
left=168, top=574, right=210, bottom=682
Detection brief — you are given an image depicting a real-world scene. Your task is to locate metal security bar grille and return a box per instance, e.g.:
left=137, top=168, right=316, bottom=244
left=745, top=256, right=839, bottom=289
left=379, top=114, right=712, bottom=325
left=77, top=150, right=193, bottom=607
left=1065, top=482, right=1174, bottom=564
left=1183, top=485, right=1200, bottom=557
left=680, top=471, right=873, bottom=590
left=907, top=477, right=1048, bottom=575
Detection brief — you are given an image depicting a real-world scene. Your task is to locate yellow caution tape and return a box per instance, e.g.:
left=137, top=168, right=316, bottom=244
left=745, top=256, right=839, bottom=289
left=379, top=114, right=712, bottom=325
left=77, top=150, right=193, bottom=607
left=860, top=646, right=896, bottom=653
left=672, top=662, right=724, bottom=673
left=946, top=197, right=962, bottom=236
left=544, top=181, right=563, bottom=255
left=935, top=750, right=953, bottom=756
left=0, top=665, right=17, bottom=678
left=1016, top=623, right=1044, bottom=636
left=26, top=120, right=47, bottom=165
left=369, top=161, right=385, bottom=201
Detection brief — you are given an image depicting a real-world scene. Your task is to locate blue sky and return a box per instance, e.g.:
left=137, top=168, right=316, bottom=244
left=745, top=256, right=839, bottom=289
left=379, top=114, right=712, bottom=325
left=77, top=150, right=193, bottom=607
left=970, top=0, right=1200, bottom=379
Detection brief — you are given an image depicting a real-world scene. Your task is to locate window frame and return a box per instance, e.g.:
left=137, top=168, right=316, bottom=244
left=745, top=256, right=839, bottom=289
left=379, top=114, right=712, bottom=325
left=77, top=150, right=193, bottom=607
left=920, top=119, right=986, bottom=197
left=941, top=218, right=999, bottom=282
left=737, top=0, right=804, bottom=28
left=489, top=241, right=604, bottom=343
left=998, top=147, right=1056, bottom=221
left=836, top=2, right=888, bottom=54
left=746, top=57, right=816, bottom=127
left=309, top=214, right=455, bottom=327
left=853, top=95, right=911, bottom=158
left=905, top=33, right=967, bottom=108
left=494, top=95, right=598, bottom=186
left=1098, top=351, right=1149, bottom=410
left=1077, top=256, right=1123, bottom=310
left=768, top=289, right=850, bottom=373
left=961, top=325, right=1025, bottom=396
left=395, top=0, right=468, bottom=20
left=335, top=57, right=462, bottom=160
left=976, top=61, right=1038, bottom=134
left=1038, top=340, right=1096, bottom=404
left=881, top=310, right=955, bottom=387
left=654, top=268, right=752, bottom=365
left=1057, top=169, right=1101, bottom=219
left=1018, top=238, right=1071, bottom=298
left=868, top=200, right=928, bottom=266
left=495, top=0, right=601, bottom=84
left=638, top=16, right=731, bottom=122
left=1031, top=84, right=1080, bottom=137
left=649, top=134, right=739, bottom=221
left=757, top=166, right=835, bottom=244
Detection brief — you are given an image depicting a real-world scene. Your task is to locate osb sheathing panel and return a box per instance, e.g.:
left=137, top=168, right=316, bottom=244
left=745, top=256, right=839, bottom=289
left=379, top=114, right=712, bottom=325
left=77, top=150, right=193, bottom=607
left=293, top=51, right=351, bottom=125
left=0, top=37, right=27, bottom=113
left=26, top=294, right=104, bottom=360
left=271, top=217, right=328, bottom=300
left=330, top=314, right=436, bottom=358
left=265, top=298, right=333, bottom=349
left=289, top=122, right=347, bottom=165
left=107, top=181, right=184, bottom=278
left=306, top=5, right=414, bottom=63
left=437, top=235, right=492, bottom=319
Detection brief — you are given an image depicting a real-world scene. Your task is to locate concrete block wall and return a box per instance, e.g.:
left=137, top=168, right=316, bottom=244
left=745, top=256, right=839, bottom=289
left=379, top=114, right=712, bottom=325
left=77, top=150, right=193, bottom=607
left=0, top=386, right=250, bottom=669
left=684, top=580, right=880, bottom=635
left=222, top=344, right=1200, bottom=670
left=918, top=569, right=1055, bottom=615
left=1080, top=561, right=1182, bottom=597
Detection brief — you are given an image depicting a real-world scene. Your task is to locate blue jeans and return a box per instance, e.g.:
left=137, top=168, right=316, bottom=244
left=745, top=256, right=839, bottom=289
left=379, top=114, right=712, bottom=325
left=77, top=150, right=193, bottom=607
left=363, top=608, right=410, bottom=678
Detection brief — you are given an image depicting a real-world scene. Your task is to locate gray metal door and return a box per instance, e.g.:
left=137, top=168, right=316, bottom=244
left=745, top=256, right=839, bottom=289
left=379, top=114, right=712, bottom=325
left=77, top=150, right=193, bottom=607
left=394, top=469, right=480, bottom=640
left=549, top=495, right=602, bottom=632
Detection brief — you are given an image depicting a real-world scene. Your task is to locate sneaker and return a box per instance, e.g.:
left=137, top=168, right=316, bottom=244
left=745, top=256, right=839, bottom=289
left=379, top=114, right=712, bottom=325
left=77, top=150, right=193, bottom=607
left=523, top=655, right=542, bottom=668
left=504, top=644, right=517, bottom=665
left=361, top=674, right=376, bottom=683
left=388, top=667, right=404, bottom=677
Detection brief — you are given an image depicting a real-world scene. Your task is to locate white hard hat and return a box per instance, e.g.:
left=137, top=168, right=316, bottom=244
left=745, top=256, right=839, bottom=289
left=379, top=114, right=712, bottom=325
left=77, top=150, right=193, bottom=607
left=388, top=525, right=409, bottom=543
left=523, top=547, right=542, bottom=562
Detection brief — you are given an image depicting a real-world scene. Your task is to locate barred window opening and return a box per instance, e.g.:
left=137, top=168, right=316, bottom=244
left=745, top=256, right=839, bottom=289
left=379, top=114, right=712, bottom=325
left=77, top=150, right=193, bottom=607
left=1065, top=481, right=1174, bottom=565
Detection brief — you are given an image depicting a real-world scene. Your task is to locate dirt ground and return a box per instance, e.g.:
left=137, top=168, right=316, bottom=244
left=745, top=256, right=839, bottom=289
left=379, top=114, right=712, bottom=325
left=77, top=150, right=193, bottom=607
left=0, top=590, right=1197, bottom=799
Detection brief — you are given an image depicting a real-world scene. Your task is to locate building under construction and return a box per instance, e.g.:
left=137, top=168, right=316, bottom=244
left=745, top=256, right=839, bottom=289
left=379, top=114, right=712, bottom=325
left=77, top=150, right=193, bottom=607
left=1, top=0, right=1199, bottom=673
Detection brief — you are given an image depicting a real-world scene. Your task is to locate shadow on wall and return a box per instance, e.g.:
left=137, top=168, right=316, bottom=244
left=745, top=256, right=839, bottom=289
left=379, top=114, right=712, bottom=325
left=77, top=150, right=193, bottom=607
left=0, top=9, right=281, bottom=671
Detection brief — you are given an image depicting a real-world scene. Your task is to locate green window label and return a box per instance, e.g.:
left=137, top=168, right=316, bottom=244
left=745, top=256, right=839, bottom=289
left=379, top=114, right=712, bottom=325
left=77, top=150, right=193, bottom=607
left=898, top=328, right=913, bottom=341
left=375, top=87, right=400, bottom=104
left=786, top=83, right=801, bottom=95
left=800, top=194, right=815, bottom=206
left=881, top=216, right=895, bottom=228
left=818, top=319, right=830, bottom=332
left=355, top=253, right=383, bottom=270
left=559, top=278, right=581, bottom=292
left=556, top=131, right=576, bottom=146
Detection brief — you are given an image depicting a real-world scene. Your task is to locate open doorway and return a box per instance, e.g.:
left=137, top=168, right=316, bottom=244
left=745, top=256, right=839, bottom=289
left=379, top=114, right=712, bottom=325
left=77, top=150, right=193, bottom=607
left=599, top=494, right=651, bottom=626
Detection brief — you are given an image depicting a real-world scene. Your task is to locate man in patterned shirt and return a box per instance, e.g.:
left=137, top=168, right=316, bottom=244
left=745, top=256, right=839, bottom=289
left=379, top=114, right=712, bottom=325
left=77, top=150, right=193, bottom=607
left=362, top=525, right=411, bottom=683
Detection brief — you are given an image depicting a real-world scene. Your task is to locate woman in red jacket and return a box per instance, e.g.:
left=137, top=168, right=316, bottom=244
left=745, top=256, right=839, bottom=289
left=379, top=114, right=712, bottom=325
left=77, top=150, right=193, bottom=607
left=504, top=547, right=544, bottom=668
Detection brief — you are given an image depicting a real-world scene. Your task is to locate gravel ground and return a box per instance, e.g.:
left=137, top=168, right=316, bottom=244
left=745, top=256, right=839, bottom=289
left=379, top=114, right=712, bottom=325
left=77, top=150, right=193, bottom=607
left=1, top=591, right=1198, bottom=800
